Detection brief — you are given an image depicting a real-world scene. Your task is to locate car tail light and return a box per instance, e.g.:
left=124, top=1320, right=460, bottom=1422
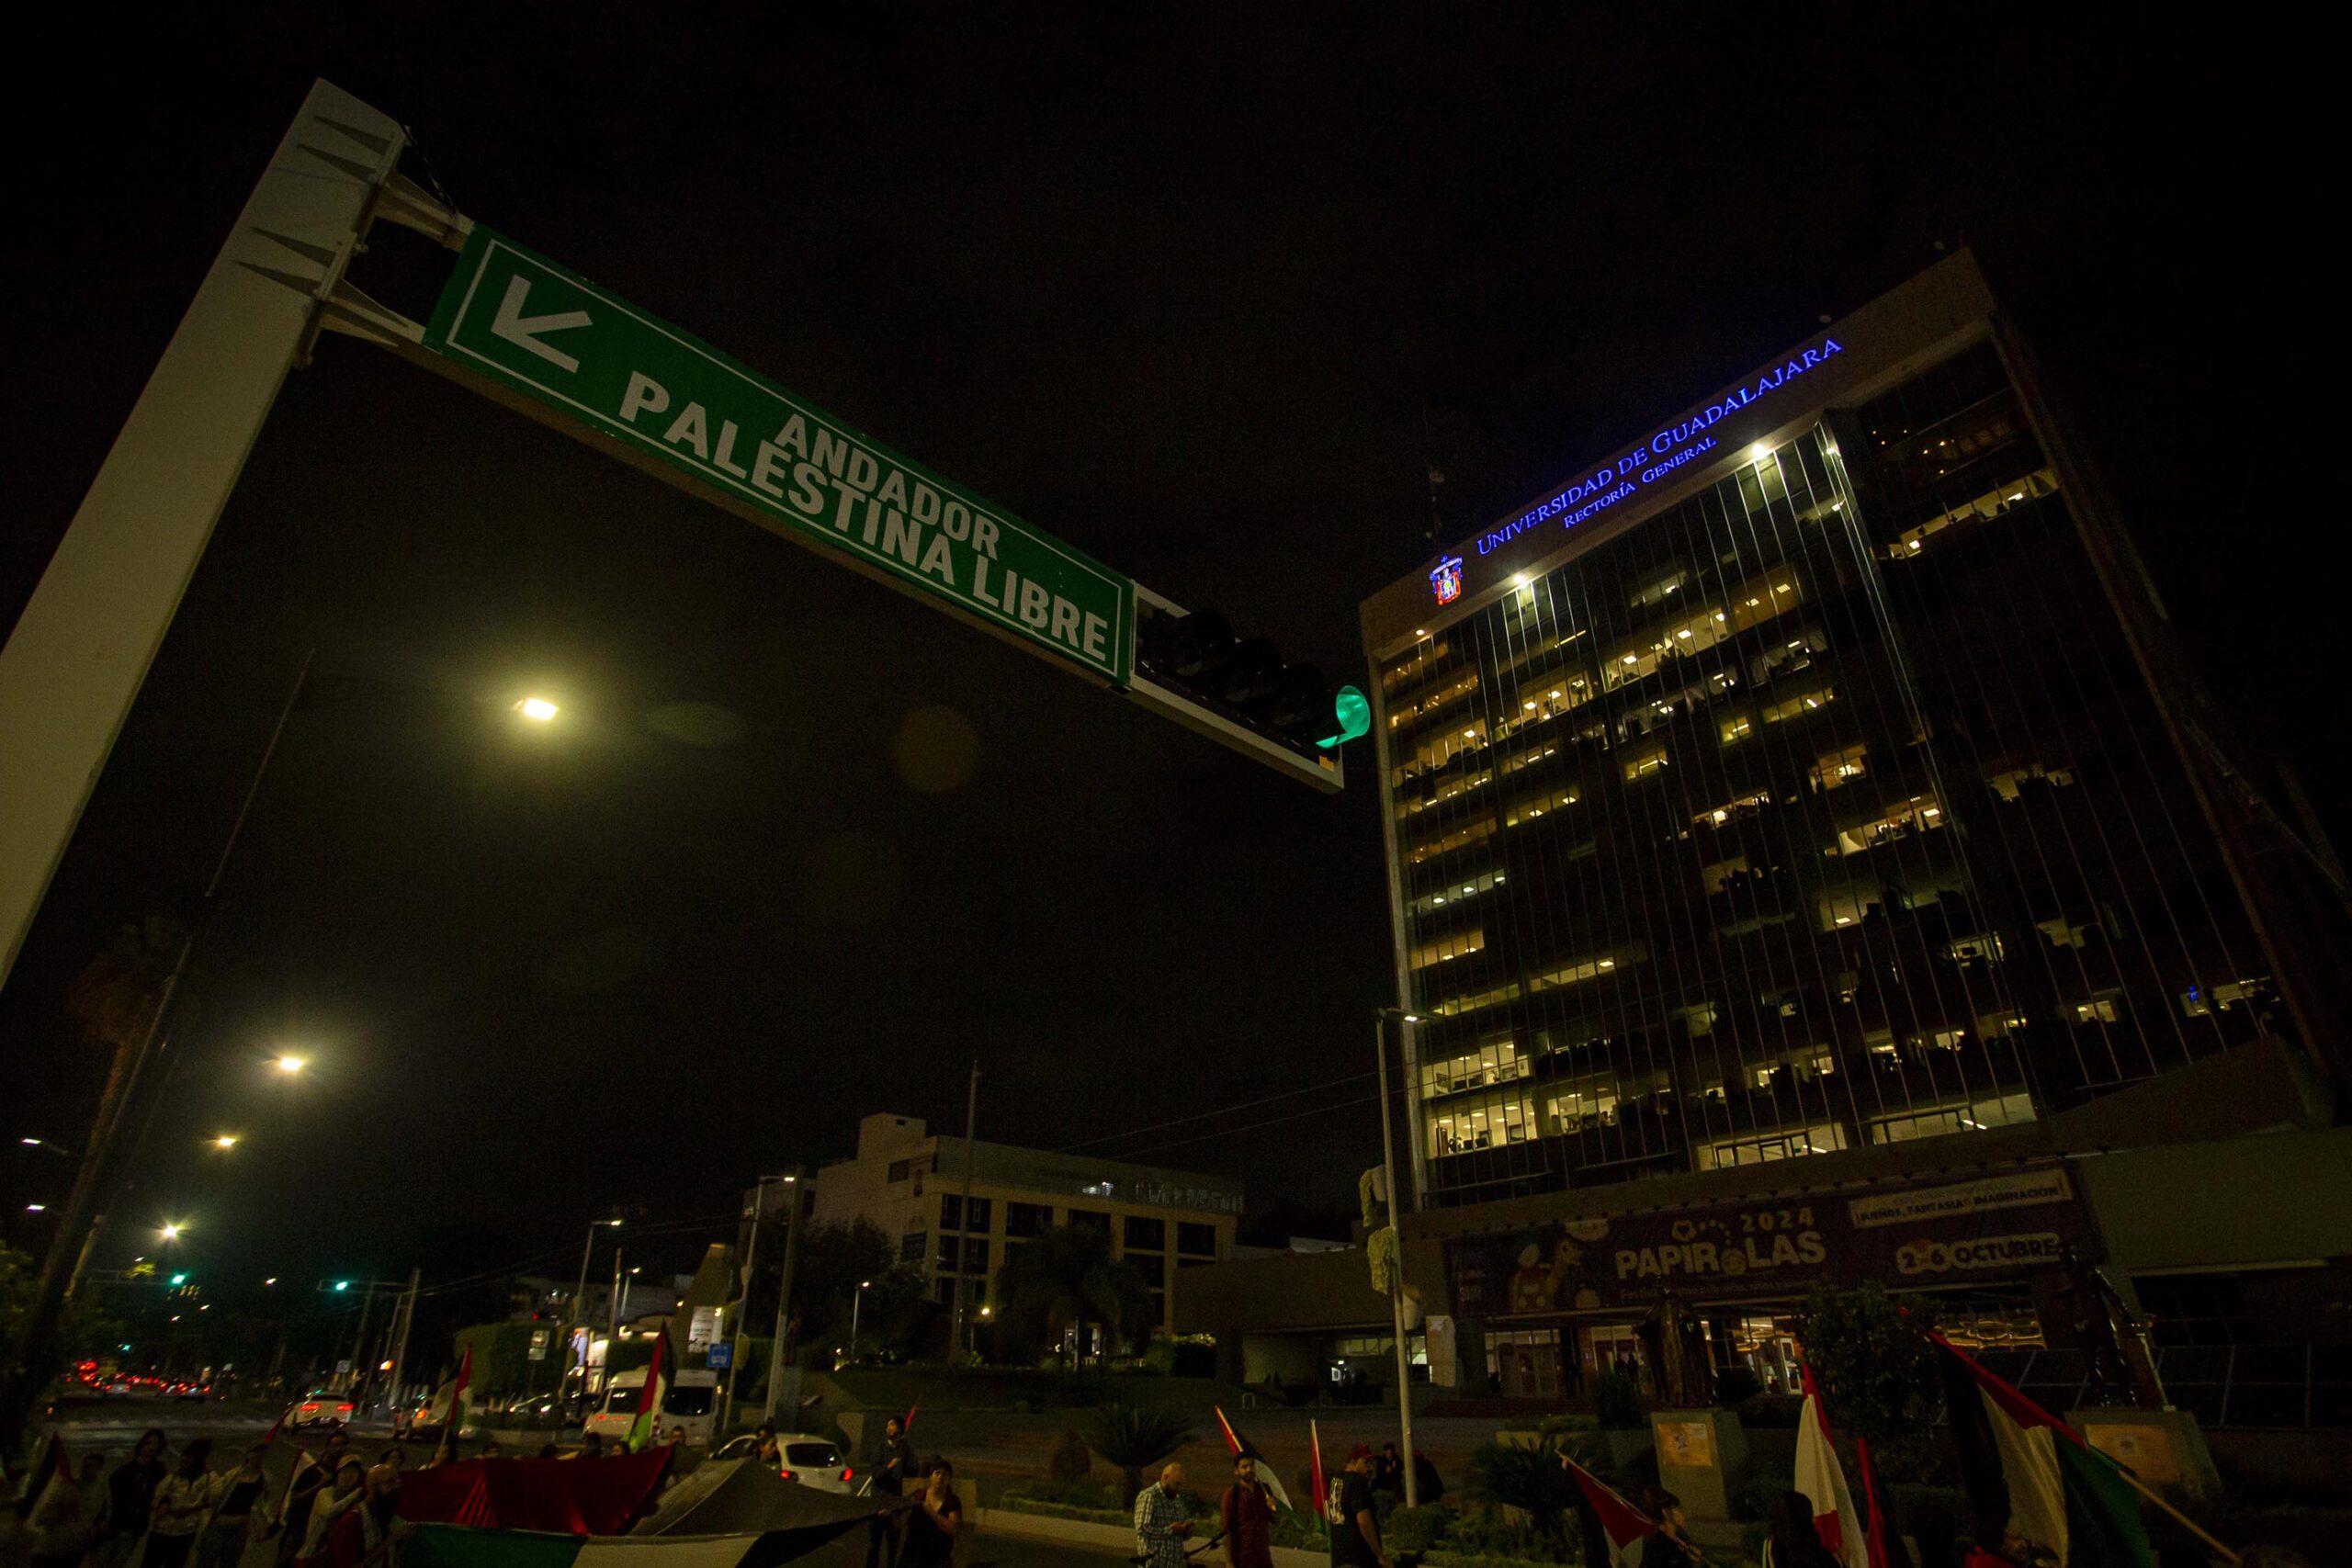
left=840, top=1468, right=853, bottom=1482
left=779, top=1469, right=797, bottom=1481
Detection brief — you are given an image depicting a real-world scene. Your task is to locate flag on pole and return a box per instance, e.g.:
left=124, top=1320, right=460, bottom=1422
left=447, top=1344, right=473, bottom=1435
left=626, top=1329, right=672, bottom=1453
left=903, top=1396, right=922, bottom=1435
left=1561, top=1453, right=1662, bottom=1567
left=1307, top=1419, right=1329, bottom=1531
left=1930, top=1332, right=2151, bottom=1567
left=1854, top=1438, right=1899, bottom=1568
left=1794, top=1360, right=1869, bottom=1567
left=279, top=1450, right=320, bottom=1517
left=1212, top=1406, right=1299, bottom=1519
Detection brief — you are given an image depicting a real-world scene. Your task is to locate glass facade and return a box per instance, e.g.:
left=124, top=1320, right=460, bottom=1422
left=1379, top=344, right=2275, bottom=1209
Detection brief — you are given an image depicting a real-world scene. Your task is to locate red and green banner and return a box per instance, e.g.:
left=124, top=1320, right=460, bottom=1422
left=626, top=1331, right=670, bottom=1452
left=1932, top=1333, right=2150, bottom=1566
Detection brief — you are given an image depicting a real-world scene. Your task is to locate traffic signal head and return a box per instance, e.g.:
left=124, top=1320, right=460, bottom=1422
left=334, top=1280, right=351, bottom=1292
left=169, top=1273, right=187, bottom=1286
left=1320, top=686, right=1372, bottom=749
left=1134, top=602, right=1373, bottom=766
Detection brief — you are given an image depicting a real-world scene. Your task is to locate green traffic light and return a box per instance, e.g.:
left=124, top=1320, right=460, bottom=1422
left=1318, top=685, right=1372, bottom=749
left=334, top=1280, right=351, bottom=1292
left=169, top=1273, right=187, bottom=1286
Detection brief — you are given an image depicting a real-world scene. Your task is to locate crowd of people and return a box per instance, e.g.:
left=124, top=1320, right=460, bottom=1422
left=16, top=1427, right=425, bottom=1568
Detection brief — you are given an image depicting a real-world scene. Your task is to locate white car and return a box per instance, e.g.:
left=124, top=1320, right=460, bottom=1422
left=712, top=1433, right=856, bottom=1493
left=285, top=1390, right=356, bottom=1429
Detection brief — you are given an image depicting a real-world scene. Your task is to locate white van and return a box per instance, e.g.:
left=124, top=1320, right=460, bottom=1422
left=583, top=1367, right=720, bottom=1447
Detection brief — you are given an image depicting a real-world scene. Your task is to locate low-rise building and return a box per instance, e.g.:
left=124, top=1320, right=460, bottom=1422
left=810, top=1111, right=1243, bottom=1334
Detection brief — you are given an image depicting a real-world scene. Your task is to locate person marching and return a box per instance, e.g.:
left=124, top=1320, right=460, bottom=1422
left=99, top=1431, right=167, bottom=1568
left=1135, top=1462, right=1195, bottom=1568
left=28, top=1451, right=110, bottom=1568
left=1220, top=1453, right=1275, bottom=1568
left=865, top=1414, right=917, bottom=1568
left=198, top=1443, right=277, bottom=1568
left=1326, top=1445, right=1389, bottom=1568
left=899, top=1459, right=962, bottom=1568
left=146, top=1439, right=220, bottom=1568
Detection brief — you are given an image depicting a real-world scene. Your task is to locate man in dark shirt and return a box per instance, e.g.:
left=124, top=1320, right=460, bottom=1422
left=865, top=1415, right=918, bottom=1568
left=870, top=1416, right=916, bottom=1497
left=1326, top=1444, right=1389, bottom=1568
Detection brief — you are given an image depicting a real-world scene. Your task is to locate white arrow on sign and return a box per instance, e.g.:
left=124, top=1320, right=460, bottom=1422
left=491, top=276, right=593, bottom=372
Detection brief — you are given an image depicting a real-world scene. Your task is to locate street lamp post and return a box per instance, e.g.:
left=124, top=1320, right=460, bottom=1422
left=762, top=1172, right=803, bottom=1424
left=850, top=1280, right=870, bottom=1364
left=718, top=1177, right=788, bottom=1438
left=1375, top=1006, right=1422, bottom=1508
left=573, top=1220, right=621, bottom=1408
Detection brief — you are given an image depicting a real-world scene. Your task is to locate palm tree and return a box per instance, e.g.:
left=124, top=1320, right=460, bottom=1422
left=1089, top=1404, right=1194, bottom=1506
left=993, top=1224, right=1155, bottom=1371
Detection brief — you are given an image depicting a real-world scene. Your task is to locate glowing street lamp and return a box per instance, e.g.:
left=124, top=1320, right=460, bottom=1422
left=159, top=1222, right=186, bottom=1242
left=210, top=1134, right=240, bottom=1151
left=274, top=1055, right=307, bottom=1075
left=515, top=697, right=560, bottom=722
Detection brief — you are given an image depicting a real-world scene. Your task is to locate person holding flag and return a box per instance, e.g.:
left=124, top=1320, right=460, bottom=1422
left=1221, top=1452, right=1277, bottom=1568
left=28, top=1450, right=109, bottom=1568
left=1211, top=1407, right=1298, bottom=1524
left=1561, top=1450, right=1672, bottom=1567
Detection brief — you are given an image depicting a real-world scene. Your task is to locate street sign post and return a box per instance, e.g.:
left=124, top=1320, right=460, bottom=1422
left=422, top=228, right=1134, bottom=686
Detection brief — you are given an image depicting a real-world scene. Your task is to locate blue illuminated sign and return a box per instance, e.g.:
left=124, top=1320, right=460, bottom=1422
left=1474, top=335, right=1846, bottom=558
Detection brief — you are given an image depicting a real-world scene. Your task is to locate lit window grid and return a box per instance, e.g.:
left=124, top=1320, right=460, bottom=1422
left=1379, top=367, right=2267, bottom=1208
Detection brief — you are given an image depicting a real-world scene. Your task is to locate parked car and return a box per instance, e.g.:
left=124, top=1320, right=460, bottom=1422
left=582, top=1369, right=720, bottom=1448
left=712, top=1433, right=854, bottom=1493
left=284, top=1390, right=356, bottom=1429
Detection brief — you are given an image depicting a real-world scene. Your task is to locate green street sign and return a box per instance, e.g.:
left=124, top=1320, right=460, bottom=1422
left=424, top=227, right=1133, bottom=684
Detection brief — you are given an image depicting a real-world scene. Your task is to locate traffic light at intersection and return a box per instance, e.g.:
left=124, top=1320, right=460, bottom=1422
left=1135, top=605, right=1371, bottom=761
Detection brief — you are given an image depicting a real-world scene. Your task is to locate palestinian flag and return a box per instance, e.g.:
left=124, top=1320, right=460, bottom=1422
left=1854, top=1439, right=1898, bottom=1568
left=1931, top=1332, right=2151, bottom=1566
left=1306, top=1419, right=1327, bottom=1532
left=1212, top=1406, right=1298, bottom=1519
left=1793, top=1362, right=1868, bottom=1567
left=447, top=1344, right=473, bottom=1434
left=1561, top=1454, right=1661, bottom=1567
left=626, top=1328, right=672, bottom=1453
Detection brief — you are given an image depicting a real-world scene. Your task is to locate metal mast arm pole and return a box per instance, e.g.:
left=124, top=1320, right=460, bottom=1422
left=1376, top=1012, right=1419, bottom=1507
left=948, top=1062, right=980, bottom=1360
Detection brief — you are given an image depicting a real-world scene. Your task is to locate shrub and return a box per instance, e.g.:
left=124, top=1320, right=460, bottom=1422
left=1729, top=1459, right=1793, bottom=1523
left=1005, top=1477, right=1118, bottom=1510
left=1384, top=1503, right=1456, bottom=1554
left=1591, top=1369, right=1647, bottom=1430
left=1465, top=1435, right=1580, bottom=1549
left=1431, top=1508, right=1575, bottom=1564
left=1047, top=1429, right=1091, bottom=1483
left=1795, top=1283, right=1943, bottom=1480
left=1086, top=1403, right=1193, bottom=1504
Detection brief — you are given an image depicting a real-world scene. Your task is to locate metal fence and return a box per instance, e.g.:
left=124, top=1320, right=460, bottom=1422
left=1973, top=1345, right=2352, bottom=1428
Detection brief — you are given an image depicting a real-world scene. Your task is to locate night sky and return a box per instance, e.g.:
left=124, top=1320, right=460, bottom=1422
left=2, top=9, right=2312, bottom=1318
